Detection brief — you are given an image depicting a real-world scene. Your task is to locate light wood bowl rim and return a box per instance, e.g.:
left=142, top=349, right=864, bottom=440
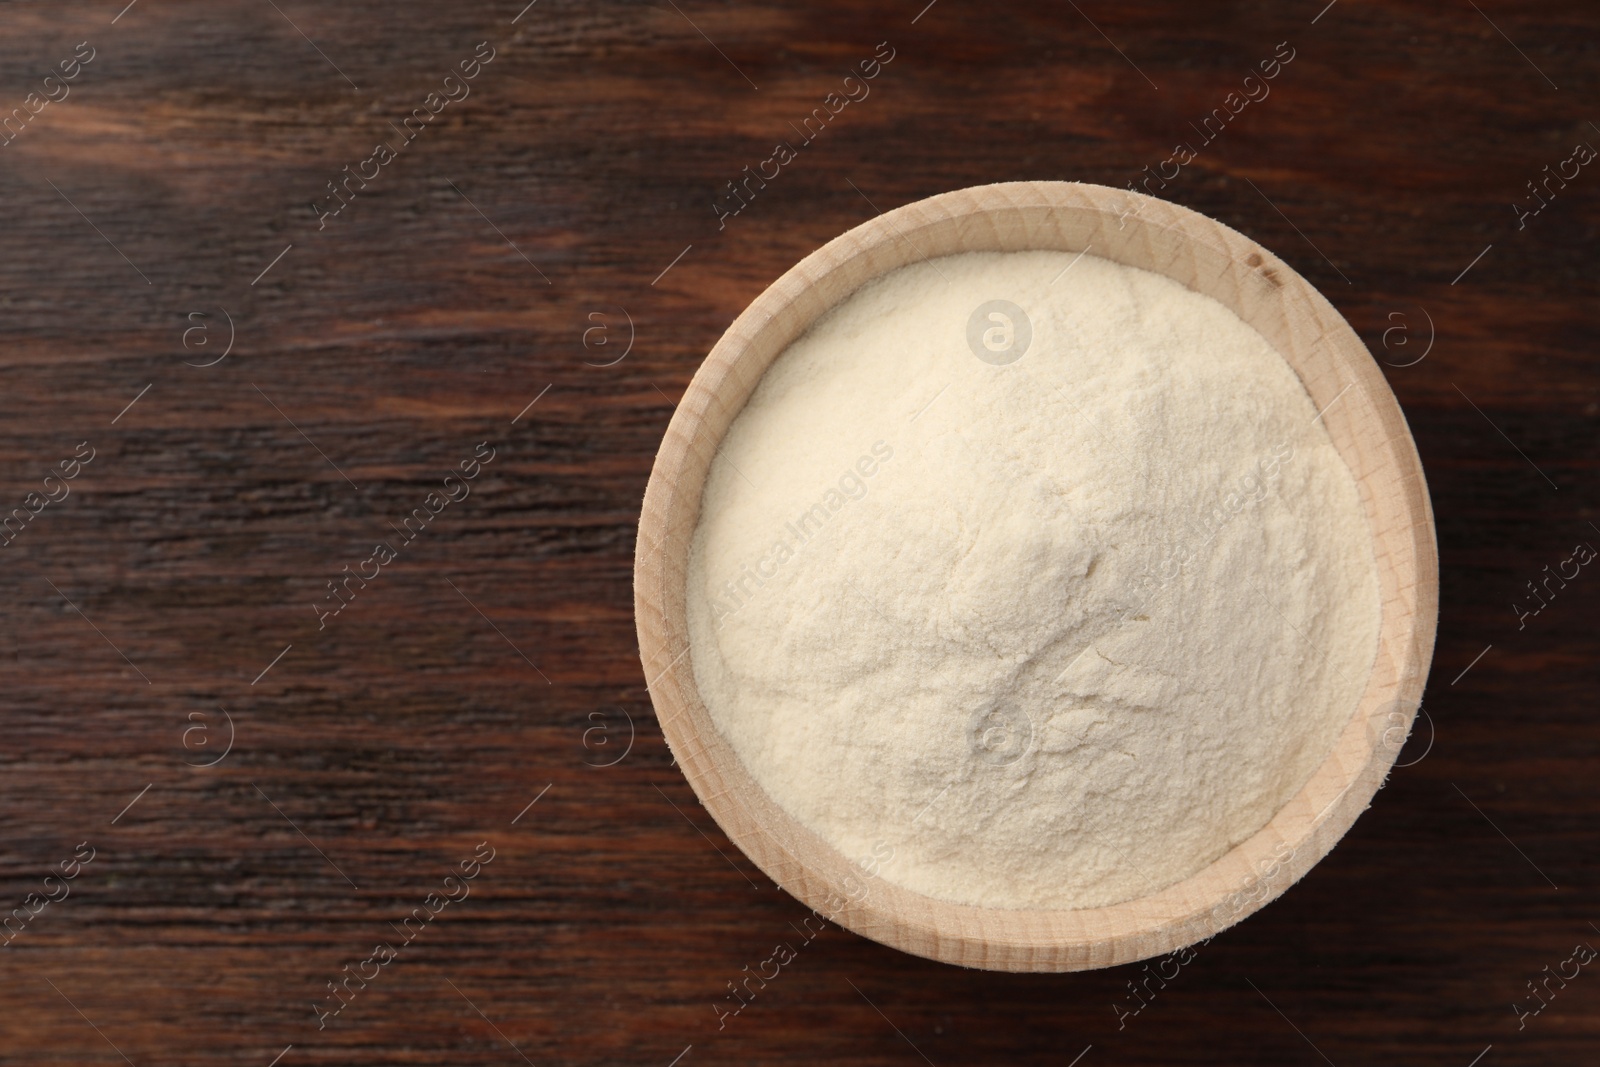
left=634, top=180, right=1439, bottom=972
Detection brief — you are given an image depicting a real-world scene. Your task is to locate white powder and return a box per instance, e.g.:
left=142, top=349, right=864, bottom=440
left=686, top=250, right=1380, bottom=911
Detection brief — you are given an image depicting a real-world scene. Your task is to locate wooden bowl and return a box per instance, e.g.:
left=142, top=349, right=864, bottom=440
left=634, top=181, right=1438, bottom=972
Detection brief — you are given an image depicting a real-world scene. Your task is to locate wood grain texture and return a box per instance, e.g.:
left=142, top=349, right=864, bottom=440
left=637, top=180, right=1438, bottom=971
left=0, top=0, right=1595, bottom=1062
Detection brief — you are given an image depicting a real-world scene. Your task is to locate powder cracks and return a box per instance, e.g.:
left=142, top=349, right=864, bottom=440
left=690, top=249, right=1383, bottom=912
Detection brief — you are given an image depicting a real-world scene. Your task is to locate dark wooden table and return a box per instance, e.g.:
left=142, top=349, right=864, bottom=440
left=0, top=0, right=1595, bottom=1063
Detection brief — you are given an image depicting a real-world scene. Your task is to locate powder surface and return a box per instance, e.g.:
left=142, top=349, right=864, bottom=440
left=686, top=250, right=1380, bottom=911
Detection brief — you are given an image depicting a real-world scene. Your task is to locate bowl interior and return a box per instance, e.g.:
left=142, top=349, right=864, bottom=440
left=635, top=180, right=1438, bottom=972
